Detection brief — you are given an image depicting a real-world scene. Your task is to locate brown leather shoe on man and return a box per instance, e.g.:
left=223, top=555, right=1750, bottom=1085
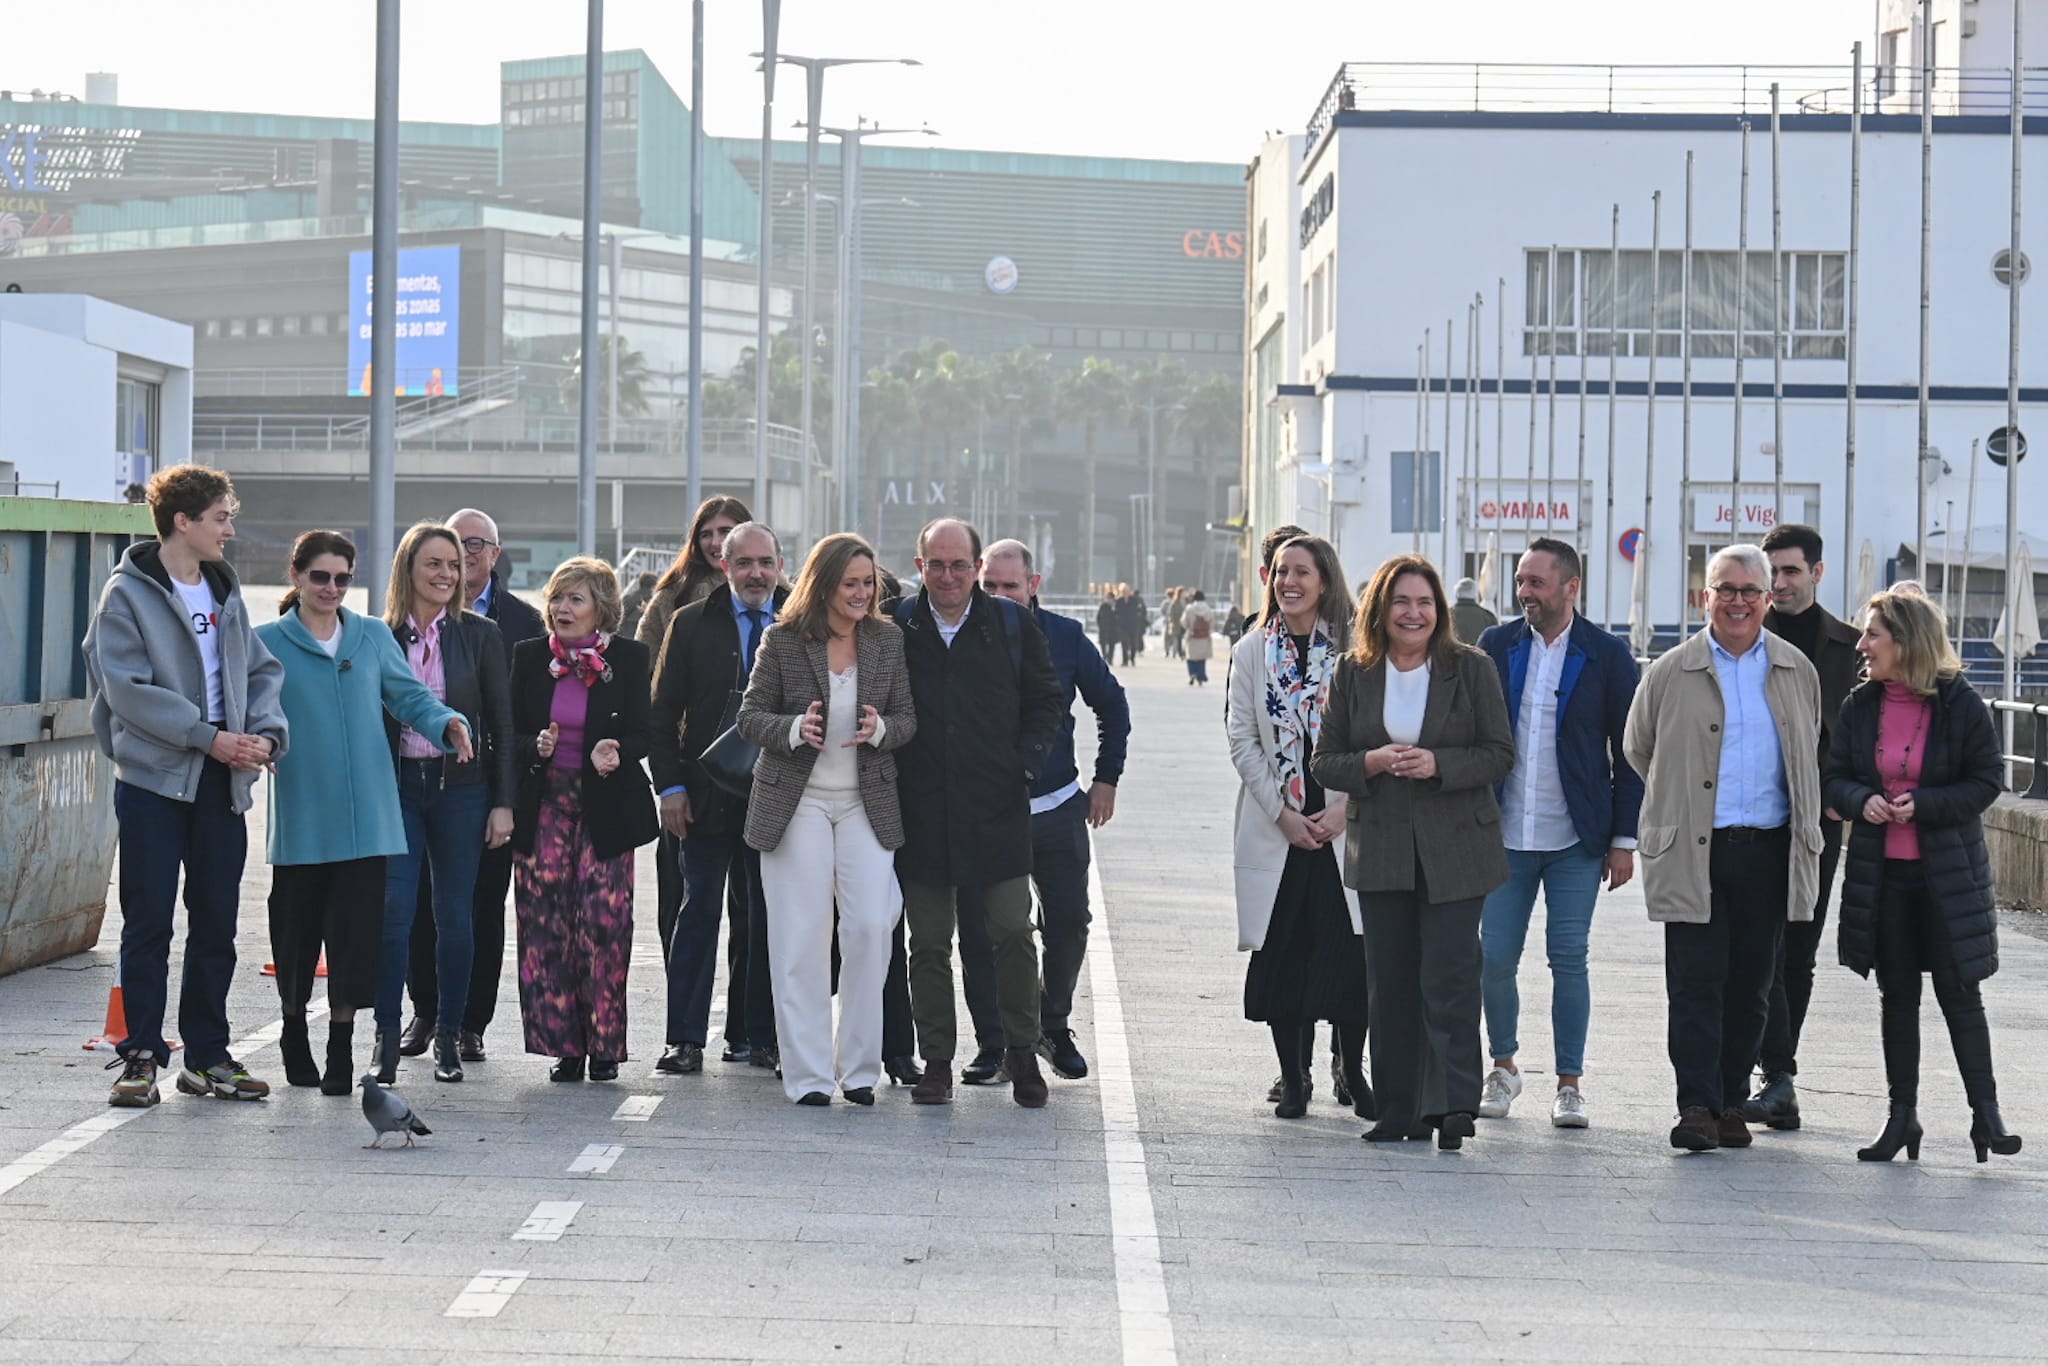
left=1669, top=1105, right=1720, bottom=1152
left=398, top=1014, right=433, bottom=1057
left=911, top=1060, right=953, bottom=1105
left=1718, top=1111, right=1753, bottom=1148
left=1006, top=1047, right=1049, bottom=1108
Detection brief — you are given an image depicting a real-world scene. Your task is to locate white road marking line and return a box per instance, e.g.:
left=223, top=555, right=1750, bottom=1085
left=0, top=1001, right=332, bottom=1199
left=612, top=1094, right=662, bottom=1122
left=511, top=1200, right=583, bottom=1242
left=567, top=1143, right=623, bottom=1175
left=444, top=1268, right=529, bottom=1317
left=1086, top=838, right=1179, bottom=1366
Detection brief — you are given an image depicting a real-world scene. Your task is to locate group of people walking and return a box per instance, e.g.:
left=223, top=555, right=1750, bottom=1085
left=86, top=468, right=1130, bottom=1116
left=1226, top=520, right=2022, bottom=1161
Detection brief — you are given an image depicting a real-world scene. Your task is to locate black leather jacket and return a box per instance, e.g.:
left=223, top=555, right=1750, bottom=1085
left=383, top=610, right=516, bottom=807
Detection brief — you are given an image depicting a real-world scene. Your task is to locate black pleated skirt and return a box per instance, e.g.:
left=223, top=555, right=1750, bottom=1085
left=1244, top=842, right=1369, bottom=1025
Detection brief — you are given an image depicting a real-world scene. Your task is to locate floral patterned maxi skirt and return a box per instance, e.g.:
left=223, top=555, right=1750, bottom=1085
left=514, top=766, right=634, bottom=1061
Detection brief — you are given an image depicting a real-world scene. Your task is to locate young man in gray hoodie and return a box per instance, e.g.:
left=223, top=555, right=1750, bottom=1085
left=83, top=465, right=289, bottom=1107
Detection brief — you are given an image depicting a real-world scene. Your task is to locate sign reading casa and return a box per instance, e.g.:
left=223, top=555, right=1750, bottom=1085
left=1181, top=229, right=1244, bottom=260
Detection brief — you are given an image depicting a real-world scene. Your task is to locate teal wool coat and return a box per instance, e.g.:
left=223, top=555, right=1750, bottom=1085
left=255, top=607, right=461, bottom=867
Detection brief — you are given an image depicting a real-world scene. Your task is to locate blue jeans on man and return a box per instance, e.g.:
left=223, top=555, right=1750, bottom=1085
left=667, top=829, right=775, bottom=1050
left=378, top=760, right=488, bottom=1034
left=1480, top=841, right=1604, bottom=1077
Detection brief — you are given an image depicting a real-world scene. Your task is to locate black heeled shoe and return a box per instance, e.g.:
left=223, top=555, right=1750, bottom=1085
left=588, top=1059, right=619, bottom=1082
left=320, top=1020, right=355, bottom=1096
left=280, top=1015, right=319, bottom=1088
left=1857, top=1105, right=1923, bottom=1162
left=1971, top=1105, right=2023, bottom=1163
left=373, top=1030, right=400, bottom=1085
left=550, top=1056, right=586, bottom=1083
left=797, top=1091, right=831, bottom=1107
left=884, top=1056, right=923, bottom=1086
left=843, top=1087, right=875, bottom=1106
left=1274, top=1074, right=1308, bottom=1120
left=1437, top=1112, right=1476, bottom=1151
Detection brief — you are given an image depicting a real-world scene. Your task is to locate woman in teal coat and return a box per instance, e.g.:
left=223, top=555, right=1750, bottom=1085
left=255, top=530, right=471, bottom=1094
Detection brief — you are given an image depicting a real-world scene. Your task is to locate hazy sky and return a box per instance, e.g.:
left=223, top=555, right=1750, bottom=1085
left=17, top=1, right=1879, bottom=164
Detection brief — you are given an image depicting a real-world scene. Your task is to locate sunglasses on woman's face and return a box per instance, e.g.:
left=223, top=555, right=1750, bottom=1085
left=306, top=570, right=354, bottom=588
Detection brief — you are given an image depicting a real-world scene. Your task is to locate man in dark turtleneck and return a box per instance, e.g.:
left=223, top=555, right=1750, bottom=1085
left=1737, top=523, right=1862, bottom=1130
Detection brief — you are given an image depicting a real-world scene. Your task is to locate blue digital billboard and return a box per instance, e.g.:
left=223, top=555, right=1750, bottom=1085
left=346, top=245, right=461, bottom=396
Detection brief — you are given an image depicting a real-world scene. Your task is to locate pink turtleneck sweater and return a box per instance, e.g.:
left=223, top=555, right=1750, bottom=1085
left=1876, top=680, right=1932, bottom=860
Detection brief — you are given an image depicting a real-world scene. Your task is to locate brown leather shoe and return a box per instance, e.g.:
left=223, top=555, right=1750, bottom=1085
left=1718, top=1111, right=1753, bottom=1148
left=397, top=1014, right=433, bottom=1057
left=911, top=1060, right=953, bottom=1105
left=1006, top=1047, right=1049, bottom=1109
left=1670, top=1105, right=1720, bottom=1151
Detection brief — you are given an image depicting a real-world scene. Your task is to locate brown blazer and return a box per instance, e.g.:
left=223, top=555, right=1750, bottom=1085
left=1309, top=643, right=1516, bottom=904
left=735, top=615, right=917, bottom=853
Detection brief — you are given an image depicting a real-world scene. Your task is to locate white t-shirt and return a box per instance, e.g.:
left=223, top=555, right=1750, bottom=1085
left=314, top=626, right=343, bottom=658
left=1383, top=659, right=1431, bottom=746
left=809, top=666, right=862, bottom=792
left=173, top=576, right=225, bottom=723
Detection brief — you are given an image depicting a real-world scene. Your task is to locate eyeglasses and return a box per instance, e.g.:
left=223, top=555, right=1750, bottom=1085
left=306, top=569, right=353, bottom=588
left=460, top=537, right=498, bottom=553
left=922, top=560, right=977, bottom=578
left=1711, top=585, right=1765, bottom=603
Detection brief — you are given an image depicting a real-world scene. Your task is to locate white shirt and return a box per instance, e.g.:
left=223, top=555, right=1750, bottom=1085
left=1500, top=625, right=1579, bottom=852
left=808, top=667, right=862, bottom=792
left=1382, top=659, right=1430, bottom=746
left=1030, top=780, right=1083, bottom=816
left=935, top=597, right=972, bottom=647
left=173, top=576, right=225, bottom=723
left=314, top=626, right=343, bottom=659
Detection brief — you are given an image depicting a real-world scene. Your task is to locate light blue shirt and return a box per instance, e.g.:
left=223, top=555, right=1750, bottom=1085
left=1709, top=631, right=1789, bottom=829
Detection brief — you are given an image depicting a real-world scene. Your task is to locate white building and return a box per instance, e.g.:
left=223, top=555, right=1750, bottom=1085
left=1245, top=27, right=2048, bottom=664
left=0, top=293, right=192, bottom=500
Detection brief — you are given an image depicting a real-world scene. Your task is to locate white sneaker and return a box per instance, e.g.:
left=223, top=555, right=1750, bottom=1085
left=1551, top=1084, right=1589, bottom=1128
left=1477, top=1066, right=1522, bottom=1119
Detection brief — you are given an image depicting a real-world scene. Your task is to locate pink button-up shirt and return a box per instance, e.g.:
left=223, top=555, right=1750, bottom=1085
left=398, top=610, right=449, bottom=759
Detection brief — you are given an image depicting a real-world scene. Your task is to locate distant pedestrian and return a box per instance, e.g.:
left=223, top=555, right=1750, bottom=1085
left=1223, top=602, right=1247, bottom=643
left=1096, top=590, right=1120, bottom=662
left=1182, top=590, right=1216, bottom=685
left=1116, top=585, right=1147, bottom=666
left=511, top=558, right=660, bottom=1082
left=1452, top=576, right=1498, bottom=644
left=621, top=570, right=658, bottom=640
left=1164, top=587, right=1186, bottom=659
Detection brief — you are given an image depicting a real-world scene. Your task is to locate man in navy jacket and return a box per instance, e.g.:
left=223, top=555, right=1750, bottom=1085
left=1474, top=538, right=1643, bottom=1130
left=955, top=539, right=1131, bottom=1083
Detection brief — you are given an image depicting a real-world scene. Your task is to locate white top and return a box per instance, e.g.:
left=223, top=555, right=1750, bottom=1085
left=1031, top=780, right=1083, bottom=816
left=173, top=576, right=225, bottom=723
left=935, top=598, right=971, bottom=647
left=314, top=627, right=343, bottom=658
left=1500, top=626, right=1578, bottom=852
left=807, top=667, right=862, bottom=792
left=1382, top=658, right=1431, bottom=746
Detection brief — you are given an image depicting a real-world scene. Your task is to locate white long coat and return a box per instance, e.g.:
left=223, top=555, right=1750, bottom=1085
left=1224, top=629, right=1364, bottom=951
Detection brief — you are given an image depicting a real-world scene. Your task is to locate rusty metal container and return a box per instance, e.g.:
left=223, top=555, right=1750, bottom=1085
left=0, top=496, right=153, bottom=977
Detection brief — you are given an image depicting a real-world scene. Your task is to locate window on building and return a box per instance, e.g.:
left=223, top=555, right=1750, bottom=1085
left=1532, top=247, right=1847, bottom=360
left=202, top=319, right=220, bottom=339
left=228, top=318, right=247, bottom=338
left=1879, top=29, right=1905, bottom=97
left=1310, top=264, right=1326, bottom=340
left=310, top=313, right=331, bottom=335
left=1390, top=450, right=1443, bottom=534
left=1257, top=221, right=1268, bottom=261
left=115, top=375, right=159, bottom=489
left=254, top=316, right=273, bottom=337
left=282, top=315, right=301, bottom=336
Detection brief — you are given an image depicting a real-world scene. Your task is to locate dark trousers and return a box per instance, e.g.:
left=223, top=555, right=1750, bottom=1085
left=268, top=857, right=385, bottom=1010
left=655, top=828, right=684, bottom=953
left=1358, top=875, right=1484, bottom=1128
left=112, top=760, right=247, bottom=1070
left=905, top=877, right=1041, bottom=1060
left=882, top=918, right=914, bottom=1059
left=665, top=830, right=774, bottom=1049
left=378, top=761, right=487, bottom=1034
left=1874, top=860, right=1999, bottom=1108
left=407, top=840, right=513, bottom=1035
left=1666, top=826, right=1788, bottom=1114
left=1758, top=816, right=1843, bottom=1077
left=958, top=793, right=1093, bottom=1050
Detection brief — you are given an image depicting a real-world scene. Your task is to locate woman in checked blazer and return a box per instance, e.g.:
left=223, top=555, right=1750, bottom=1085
left=738, top=533, right=917, bottom=1106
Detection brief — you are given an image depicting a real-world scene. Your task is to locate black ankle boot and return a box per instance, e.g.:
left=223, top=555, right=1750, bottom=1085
left=1274, top=1073, right=1307, bottom=1119
left=1971, top=1105, right=2023, bottom=1162
left=1856, top=1104, right=1923, bottom=1162
left=374, top=1029, right=399, bottom=1085
left=433, top=1029, right=463, bottom=1084
left=321, top=1020, right=354, bottom=1096
left=280, top=1014, right=319, bottom=1088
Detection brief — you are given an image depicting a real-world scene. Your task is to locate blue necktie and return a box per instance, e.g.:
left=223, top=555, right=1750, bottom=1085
left=742, top=608, right=766, bottom=678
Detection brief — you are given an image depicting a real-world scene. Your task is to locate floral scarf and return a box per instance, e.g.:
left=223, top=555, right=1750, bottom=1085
left=547, top=631, right=614, bottom=687
left=1263, top=614, right=1338, bottom=813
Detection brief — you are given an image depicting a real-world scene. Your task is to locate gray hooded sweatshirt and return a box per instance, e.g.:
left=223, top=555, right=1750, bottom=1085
left=82, top=541, right=289, bottom=814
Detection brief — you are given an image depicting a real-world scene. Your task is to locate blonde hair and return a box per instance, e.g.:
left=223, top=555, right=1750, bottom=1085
left=543, top=556, right=625, bottom=634
left=385, top=522, right=463, bottom=634
left=783, top=533, right=880, bottom=641
left=1864, top=589, right=1961, bottom=696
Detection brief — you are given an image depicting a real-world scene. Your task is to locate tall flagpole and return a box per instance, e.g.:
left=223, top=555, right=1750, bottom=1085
left=1645, top=190, right=1662, bottom=645
left=1576, top=252, right=1589, bottom=615
left=1414, top=340, right=1426, bottom=556
left=1606, top=204, right=1620, bottom=628
left=1443, top=318, right=1455, bottom=570
left=1526, top=286, right=1540, bottom=548
left=1464, top=296, right=1480, bottom=580
left=1495, top=276, right=1507, bottom=606
left=1734, top=121, right=1751, bottom=535
left=1545, top=244, right=1560, bottom=533
left=2004, top=4, right=2025, bottom=759
left=1771, top=84, right=1787, bottom=518
left=1917, top=0, right=1934, bottom=576
left=1845, top=42, right=1862, bottom=617
left=1422, top=327, right=1433, bottom=555
left=1679, top=152, right=1696, bottom=632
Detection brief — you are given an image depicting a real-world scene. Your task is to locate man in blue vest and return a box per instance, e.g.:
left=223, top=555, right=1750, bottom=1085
left=954, top=539, right=1131, bottom=1085
left=1474, top=537, right=1643, bottom=1129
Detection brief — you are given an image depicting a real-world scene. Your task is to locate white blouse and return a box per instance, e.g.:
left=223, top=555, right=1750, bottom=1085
left=807, top=666, right=862, bottom=792
left=1382, top=659, right=1431, bottom=746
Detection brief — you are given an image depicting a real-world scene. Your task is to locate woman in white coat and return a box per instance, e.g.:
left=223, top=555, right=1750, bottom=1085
left=1225, top=535, right=1372, bottom=1120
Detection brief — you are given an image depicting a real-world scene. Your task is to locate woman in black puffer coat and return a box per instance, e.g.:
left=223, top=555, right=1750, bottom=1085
left=1825, top=589, right=2017, bottom=1165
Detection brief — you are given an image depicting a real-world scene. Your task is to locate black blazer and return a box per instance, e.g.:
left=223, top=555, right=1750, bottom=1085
left=383, top=610, right=516, bottom=808
left=647, top=582, right=790, bottom=837
left=510, top=635, right=660, bottom=861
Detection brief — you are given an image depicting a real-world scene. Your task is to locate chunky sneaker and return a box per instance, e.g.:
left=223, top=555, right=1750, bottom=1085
left=175, top=1057, right=271, bottom=1101
left=1477, top=1066, right=1523, bottom=1119
left=1551, top=1084, right=1589, bottom=1128
left=1038, top=1029, right=1089, bottom=1080
left=107, top=1054, right=160, bottom=1108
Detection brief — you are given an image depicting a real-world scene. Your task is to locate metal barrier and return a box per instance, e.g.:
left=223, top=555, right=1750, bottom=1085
left=1992, top=699, right=2048, bottom=800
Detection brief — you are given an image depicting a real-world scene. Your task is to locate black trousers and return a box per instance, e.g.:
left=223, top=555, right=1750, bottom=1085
left=882, top=917, right=914, bottom=1059
left=1758, top=816, right=1843, bottom=1077
left=407, top=841, right=513, bottom=1034
left=957, top=792, right=1093, bottom=1050
left=270, top=857, right=387, bottom=1012
left=1358, top=872, right=1484, bottom=1129
left=1874, top=860, right=1999, bottom=1108
left=1666, top=826, right=1787, bottom=1115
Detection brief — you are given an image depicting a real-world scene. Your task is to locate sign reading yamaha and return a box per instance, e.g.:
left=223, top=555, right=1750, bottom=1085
left=1298, top=173, right=1335, bottom=248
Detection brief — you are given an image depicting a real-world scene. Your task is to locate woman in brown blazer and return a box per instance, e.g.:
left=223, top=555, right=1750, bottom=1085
left=738, top=534, right=917, bottom=1106
left=1312, top=554, right=1515, bottom=1149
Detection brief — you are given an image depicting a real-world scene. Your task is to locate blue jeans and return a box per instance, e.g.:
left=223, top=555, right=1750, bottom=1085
left=113, top=760, right=248, bottom=1069
left=378, top=760, right=487, bottom=1033
left=667, top=829, right=775, bottom=1049
left=1480, top=841, right=1603, bottom=1077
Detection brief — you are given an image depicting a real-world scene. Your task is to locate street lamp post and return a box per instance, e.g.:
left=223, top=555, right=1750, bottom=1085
left=366, top=0, right=399, bottom=610
left=576, top=0, right=604, bottom=556
left=687, top=0, right=705, bottom=514
left=753, top=0, right=780, bottom=525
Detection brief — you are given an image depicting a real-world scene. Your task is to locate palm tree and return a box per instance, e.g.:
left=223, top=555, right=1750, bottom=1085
left=859, top=364, right=914, bottom=536
left=1177, top=371, right=1243, bottom=534
left=985, top=346, right=1058, bottom=515
left=560, top=333, right=653, bottom=433
left=1059, top=356, right=1126, bottom=591
left=915, top=348, right=987, bottom=515
left=1125, top=359, right=1195, bottom=590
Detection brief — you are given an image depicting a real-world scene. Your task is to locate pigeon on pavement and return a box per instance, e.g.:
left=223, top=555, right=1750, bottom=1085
left=359, top=1074, right=432, bottom=1148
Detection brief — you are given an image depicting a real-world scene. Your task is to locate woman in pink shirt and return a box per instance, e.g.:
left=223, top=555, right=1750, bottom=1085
left=1825, top=590, right=2016, bottom=1164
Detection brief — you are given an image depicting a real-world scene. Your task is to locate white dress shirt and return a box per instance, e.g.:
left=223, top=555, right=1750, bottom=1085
left=1500, top=625, right=1579, bottom=852
left=1383, top=660, right=1430, bottom=745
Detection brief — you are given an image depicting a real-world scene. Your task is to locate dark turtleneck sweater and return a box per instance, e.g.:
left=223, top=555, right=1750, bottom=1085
left=1767, top=600, right=1824, bottom=665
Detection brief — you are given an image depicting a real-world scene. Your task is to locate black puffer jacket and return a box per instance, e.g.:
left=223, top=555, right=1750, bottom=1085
left=1825, top=673, right=2003, bottom=984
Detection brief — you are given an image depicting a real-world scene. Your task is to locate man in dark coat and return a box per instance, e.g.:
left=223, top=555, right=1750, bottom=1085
left=648, top=523, right=788, bottom=1075
left=1736, top=523, right=1865, bottom=1130
left=892, top=519, right=1065, bottom=1108
left=402, top=507, right=546, bottom=1062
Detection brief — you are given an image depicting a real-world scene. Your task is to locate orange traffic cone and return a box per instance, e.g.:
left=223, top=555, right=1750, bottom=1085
left=84, top=982, right=179, bottom=1053
left=259, top=954, right=328, bottom=978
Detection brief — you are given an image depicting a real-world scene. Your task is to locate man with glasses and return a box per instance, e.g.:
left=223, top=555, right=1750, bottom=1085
left=1624, top=545, right=1822, bottom=1153
left=890, top=519, right=1065, bottom=1106
left=399, top=508, right=544, bottom=1063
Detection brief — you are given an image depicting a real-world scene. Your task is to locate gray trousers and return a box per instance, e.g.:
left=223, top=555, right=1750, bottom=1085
left=1359, top=885, right=1485, bottom=1127
left=904, top=877, right=1041, bottom=1061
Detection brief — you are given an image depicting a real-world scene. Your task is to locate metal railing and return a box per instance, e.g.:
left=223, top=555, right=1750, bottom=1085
left=1992, top=700, right=2048, bottom=800
left=194, top=365, right=521, bottom=400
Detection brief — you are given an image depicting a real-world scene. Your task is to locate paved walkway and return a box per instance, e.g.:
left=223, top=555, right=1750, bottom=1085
left=2, top=656, right=2047, bottom=1364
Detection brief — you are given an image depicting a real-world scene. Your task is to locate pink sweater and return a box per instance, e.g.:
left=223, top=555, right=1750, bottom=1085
left=1877, top=681, right=1931, bottom=860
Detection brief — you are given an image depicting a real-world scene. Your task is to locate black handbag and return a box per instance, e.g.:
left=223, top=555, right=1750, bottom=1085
left=697, top=634, right=760, bottom=798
